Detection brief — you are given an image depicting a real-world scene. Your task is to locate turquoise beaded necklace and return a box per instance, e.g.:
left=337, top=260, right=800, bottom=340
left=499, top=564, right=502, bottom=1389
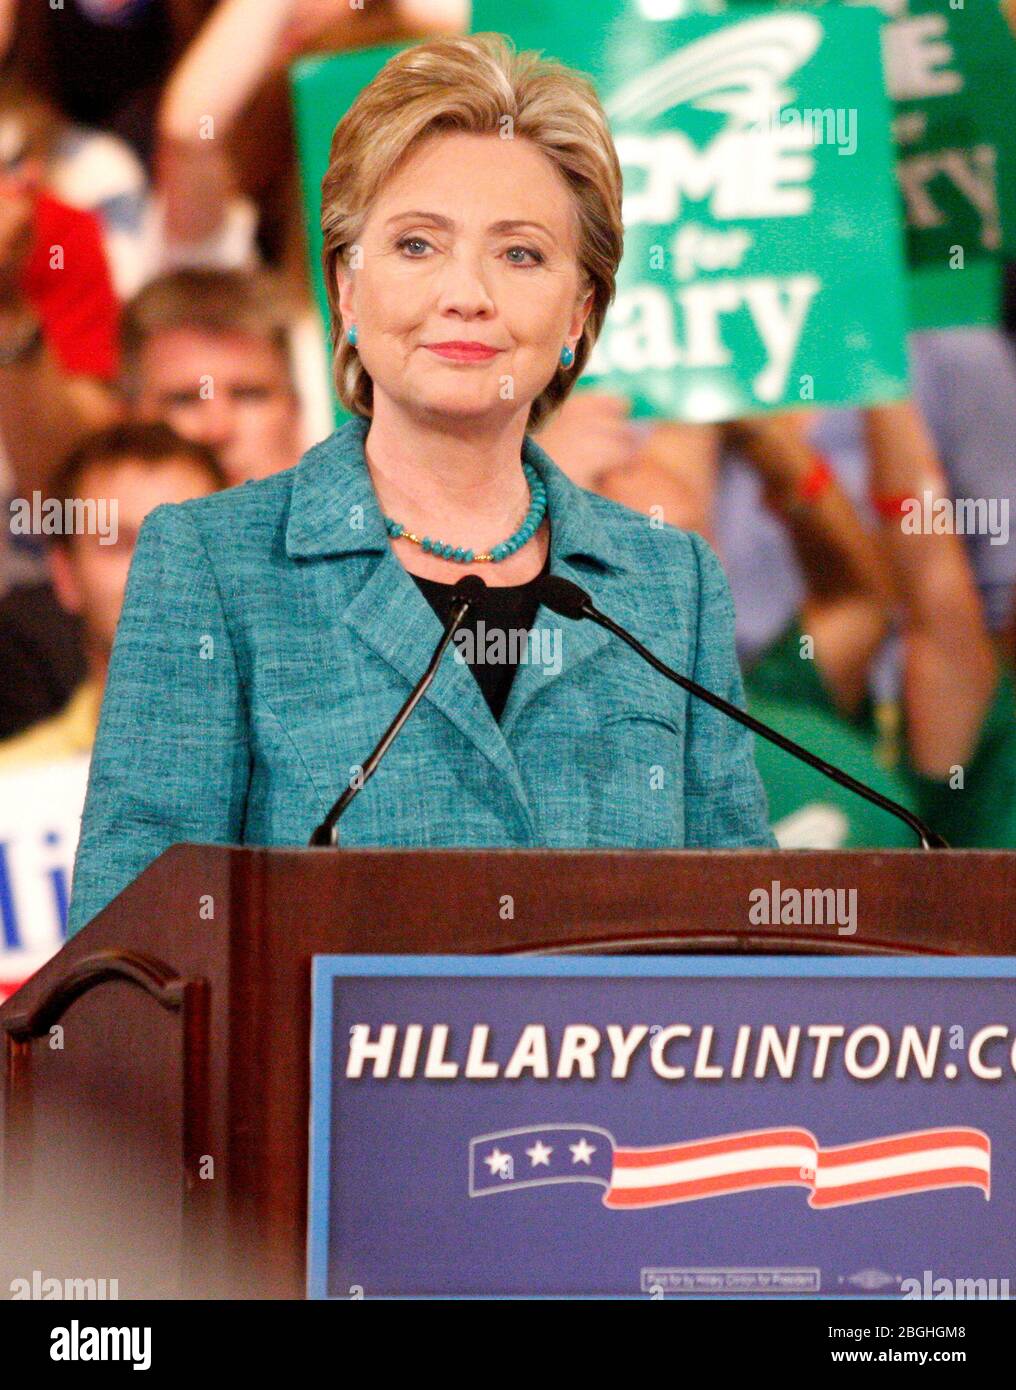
left=383, top=460, right=547, bottom=563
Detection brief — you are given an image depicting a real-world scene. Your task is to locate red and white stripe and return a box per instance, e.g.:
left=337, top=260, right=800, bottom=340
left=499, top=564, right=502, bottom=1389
left=606, top=1127, right=818, bottom=1209
left=604, top=1126, right=990, bottom=1210
left=810, top=1127, right=991, bottom=1208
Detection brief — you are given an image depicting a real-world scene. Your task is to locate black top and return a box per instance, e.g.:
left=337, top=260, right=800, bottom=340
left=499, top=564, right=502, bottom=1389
left=411, top=555, right=551, bottom=722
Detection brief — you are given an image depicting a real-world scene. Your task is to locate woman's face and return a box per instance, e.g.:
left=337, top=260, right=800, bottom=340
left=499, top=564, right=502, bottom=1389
left=336, top=130, right=593, bottom=428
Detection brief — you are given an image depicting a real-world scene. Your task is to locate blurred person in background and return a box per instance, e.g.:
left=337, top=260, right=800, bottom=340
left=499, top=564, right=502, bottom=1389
left=0, top=266, right=305, bottom=738
left=119, top=268, right=305, bottom=484
left=863, top=402, right=1016, bottom=850
left=0, top=421, right=226, bottom=768
left=0, top=53, right=258, bottom=629
left=715, top=331, right=1016, bottom=666
left=0, top=63, right=258, bottom=566
left=734, top=402, right=1014, bottom=850
left=0, top=102, right=119, bottom=589
left=592, top=398, right=1015, bottom=848
left=0, top=0, right=213, bottom=169
left=0, top=71, right=151, bottom=301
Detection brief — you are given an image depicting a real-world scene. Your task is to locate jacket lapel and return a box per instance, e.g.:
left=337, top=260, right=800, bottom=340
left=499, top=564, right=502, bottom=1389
left=498, top=432, right=633, bottom=737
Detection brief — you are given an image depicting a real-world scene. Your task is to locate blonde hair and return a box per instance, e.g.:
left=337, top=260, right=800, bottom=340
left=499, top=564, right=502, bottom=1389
left=321, top=32, right=623, bottom=432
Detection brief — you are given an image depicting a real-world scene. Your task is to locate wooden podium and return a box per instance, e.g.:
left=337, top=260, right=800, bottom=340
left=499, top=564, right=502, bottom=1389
left=1, top=844, right=1012, bottom=1299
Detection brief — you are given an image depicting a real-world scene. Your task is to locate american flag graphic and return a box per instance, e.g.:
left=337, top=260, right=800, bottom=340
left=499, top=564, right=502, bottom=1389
left=469, top=1125, right=991, bottom=1209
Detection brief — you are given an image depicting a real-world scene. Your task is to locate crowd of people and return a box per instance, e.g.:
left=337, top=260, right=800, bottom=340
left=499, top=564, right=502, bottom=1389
left=0, top=0, right=1014, bottom=872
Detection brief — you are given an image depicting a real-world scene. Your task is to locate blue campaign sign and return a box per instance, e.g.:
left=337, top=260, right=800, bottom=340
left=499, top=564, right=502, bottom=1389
left=307, top=957, right=1016, bottom=1299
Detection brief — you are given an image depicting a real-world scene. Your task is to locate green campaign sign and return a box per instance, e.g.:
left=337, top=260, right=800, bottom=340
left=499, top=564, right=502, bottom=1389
left=725, top=0, right=1016, bottom=328
left=291, top=2, right=910, bottom=422
left=855, top=0, right=1016, bottom=329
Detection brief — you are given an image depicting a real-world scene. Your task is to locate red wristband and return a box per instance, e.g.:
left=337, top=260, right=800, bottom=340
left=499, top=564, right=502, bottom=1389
left=797, top=452, right=834, bottom=502
left=871, top=493, right=910, bottom=519
left=763, top=451, right=834, bottom=512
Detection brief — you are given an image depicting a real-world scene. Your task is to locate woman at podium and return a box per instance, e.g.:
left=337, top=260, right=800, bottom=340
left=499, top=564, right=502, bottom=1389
left=67, top=33, right=774, bottom=936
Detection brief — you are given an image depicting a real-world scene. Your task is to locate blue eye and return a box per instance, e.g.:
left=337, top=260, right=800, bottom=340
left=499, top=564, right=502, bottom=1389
left=395, top=236, right=543, bottom=264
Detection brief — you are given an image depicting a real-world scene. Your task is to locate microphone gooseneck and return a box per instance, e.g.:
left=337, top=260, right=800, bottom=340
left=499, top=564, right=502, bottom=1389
left=309, top=573, right=488, bottom=847
left=534, top=575, right=948, bottom=850
left=537, top=573, right=590, bottom=621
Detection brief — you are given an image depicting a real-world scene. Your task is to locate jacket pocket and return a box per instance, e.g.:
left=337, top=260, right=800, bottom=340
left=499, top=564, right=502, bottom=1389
left=600, top=704, right=682, bottom=737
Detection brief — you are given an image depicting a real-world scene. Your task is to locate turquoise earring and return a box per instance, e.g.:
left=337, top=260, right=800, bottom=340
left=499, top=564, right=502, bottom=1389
left=560, top=344, right=575, bottom=368
left=346, top=324, right=358, bottom=347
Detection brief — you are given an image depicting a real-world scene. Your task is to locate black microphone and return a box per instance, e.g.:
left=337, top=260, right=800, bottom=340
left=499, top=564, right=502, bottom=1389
left=309, top=573, right=488, bottom=847
left=535, top=574, right=948, bottom=850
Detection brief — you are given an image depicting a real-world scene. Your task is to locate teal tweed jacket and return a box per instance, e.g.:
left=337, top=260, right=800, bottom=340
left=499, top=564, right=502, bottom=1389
left=67, top=415, right=775, bottom=936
